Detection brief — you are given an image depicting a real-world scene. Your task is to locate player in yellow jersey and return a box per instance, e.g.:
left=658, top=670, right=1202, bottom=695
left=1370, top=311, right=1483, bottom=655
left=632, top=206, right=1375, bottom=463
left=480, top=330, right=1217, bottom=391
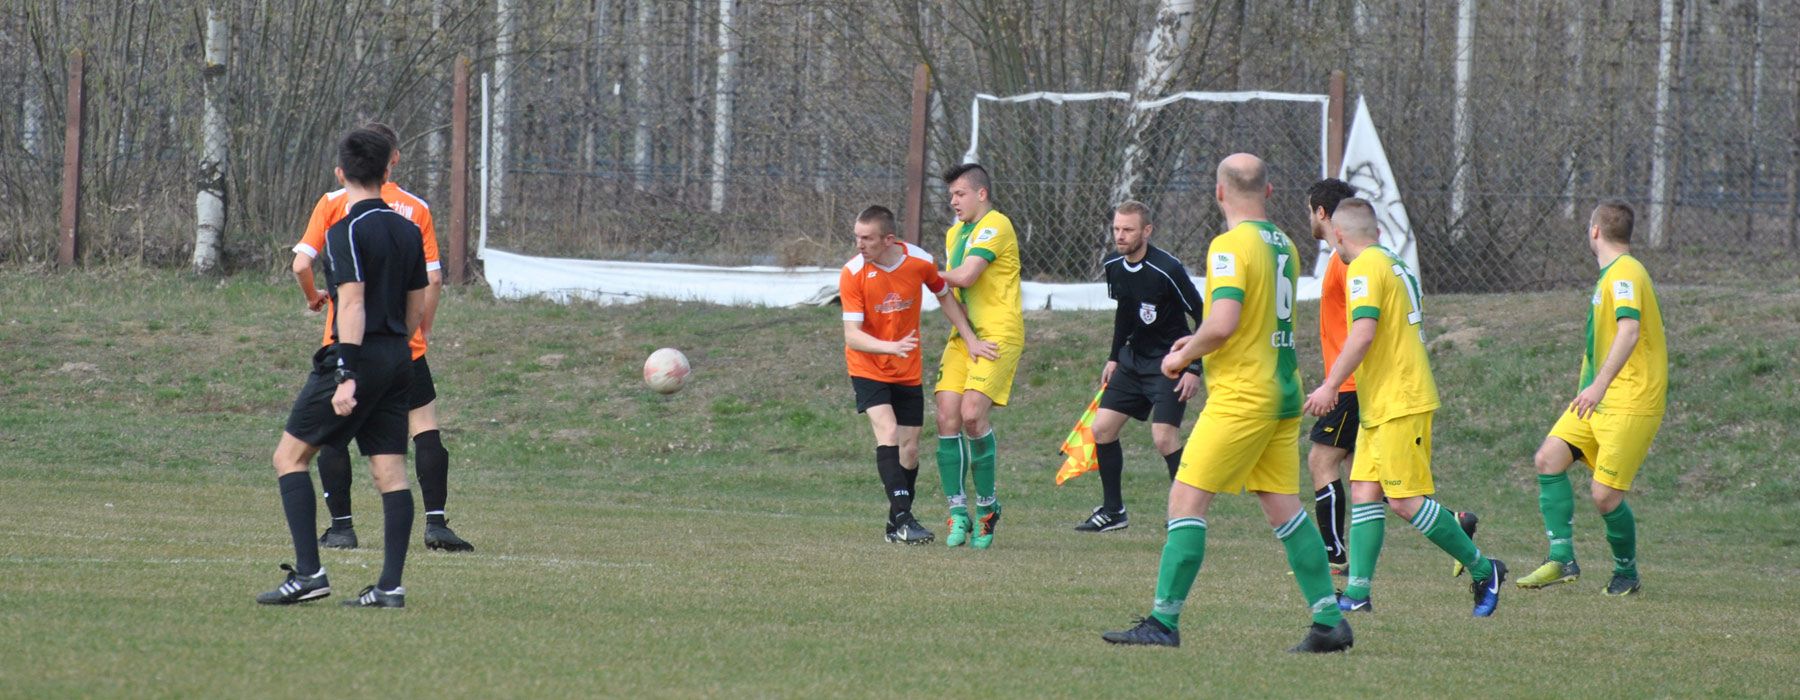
left=1103, top=154, right=1350, bottom=653
left=1517, top=201, right=1665, bottom=596
left=1303, top=199, right=1507, bottom=617
left=933, top=163, right=1024, bottom=549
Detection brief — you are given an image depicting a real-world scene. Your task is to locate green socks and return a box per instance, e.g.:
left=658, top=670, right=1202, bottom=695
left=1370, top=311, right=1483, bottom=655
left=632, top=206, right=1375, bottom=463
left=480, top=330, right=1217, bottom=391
left=1276, top=510, right=1345, bottom=627
left=1150, top=518, right=1207, bottom=629
left=1538, top=473, right=1576, bottom=563
left=936, top=435, right=967, bottom=513
left=970, top=430, right=996, bottom=504
left=1413, top=498, right=1492, bottom=580
left=1344, top=502, right=1387, bottom=600
left=1602, top=501, right=1637, bottom=576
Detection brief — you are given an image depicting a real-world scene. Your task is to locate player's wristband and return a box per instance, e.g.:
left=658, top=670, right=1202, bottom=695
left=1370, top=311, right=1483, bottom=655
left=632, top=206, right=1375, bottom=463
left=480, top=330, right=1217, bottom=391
left=334, top=343, right=362, bottom=374
left=1184, top=363, right=1202, bottom=377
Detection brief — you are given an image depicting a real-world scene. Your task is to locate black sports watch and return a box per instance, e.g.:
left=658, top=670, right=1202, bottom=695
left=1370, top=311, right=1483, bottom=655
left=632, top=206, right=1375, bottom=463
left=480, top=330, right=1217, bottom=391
left=333, top=368, right=359, bottom=385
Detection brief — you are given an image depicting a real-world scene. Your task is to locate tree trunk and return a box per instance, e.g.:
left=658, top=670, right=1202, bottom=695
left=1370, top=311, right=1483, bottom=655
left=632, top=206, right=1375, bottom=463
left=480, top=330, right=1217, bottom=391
left=22, top=91, right=43, bottom=157
left=1560, top=0, right=1585, bottom=219
left=631, top=0, right=652, bottom=191
left=1109, top=0, right=1196, bottom=205
left=426, top=0, right=447, bottom=200
left=191, top=2, right=228, bottom=275
left=1449, top=0, right=1474, bottom=243
left=1647, top=0, right=1678, bottom=249
left=1745, top=0, right=1765, bottom=242
left=492, top=0, right=516, bottom=223
left=708, top=0, right=738, bottom=214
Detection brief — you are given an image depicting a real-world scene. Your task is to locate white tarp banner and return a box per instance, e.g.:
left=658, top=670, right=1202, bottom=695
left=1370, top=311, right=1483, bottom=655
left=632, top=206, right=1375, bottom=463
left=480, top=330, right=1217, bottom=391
left=1318, top=96, right=1420, bottom=280
left=481, top=247, right=1327, bottom=310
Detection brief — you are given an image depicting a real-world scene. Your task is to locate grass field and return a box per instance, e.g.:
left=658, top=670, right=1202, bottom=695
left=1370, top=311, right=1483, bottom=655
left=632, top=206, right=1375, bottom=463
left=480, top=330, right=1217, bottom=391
left=2, top=268, right=1797, bottom=698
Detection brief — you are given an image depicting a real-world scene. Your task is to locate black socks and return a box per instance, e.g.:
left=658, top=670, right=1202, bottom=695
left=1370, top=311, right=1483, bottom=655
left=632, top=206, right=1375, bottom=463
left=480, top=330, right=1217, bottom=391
left=1097, top=440, right=1124, bottom=512
left=317, top=444, right=353, bottom=525
left=278, top=472, right=322, bottom=575
left=378, top=489, right=414, bottom=591
left=414, top=430, right=449, bottom=514
left=875, top=445, right=912, bottom=522
left=1163, top=449, right=1183, bottom=481
left=1314, top=480, right=1348, bottom=562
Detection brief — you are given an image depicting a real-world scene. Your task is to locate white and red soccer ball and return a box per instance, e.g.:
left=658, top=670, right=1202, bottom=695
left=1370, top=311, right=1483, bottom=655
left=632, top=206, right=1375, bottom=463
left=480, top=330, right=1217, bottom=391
left=643, top=348, right=691, bottom=394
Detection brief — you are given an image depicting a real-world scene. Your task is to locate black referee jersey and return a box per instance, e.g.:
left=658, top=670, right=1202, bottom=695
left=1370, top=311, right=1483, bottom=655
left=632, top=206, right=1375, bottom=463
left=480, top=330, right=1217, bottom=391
left=325, top=198, right=428, bottom=341
left=1103, top=244, right=1204, bottom=374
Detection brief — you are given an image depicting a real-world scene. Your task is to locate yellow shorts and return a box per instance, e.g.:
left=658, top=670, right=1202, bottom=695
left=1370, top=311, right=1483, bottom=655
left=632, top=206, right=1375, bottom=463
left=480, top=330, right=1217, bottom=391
left=935, top=335, right=1023, bottom=406
left=1175, top=411, right=1301, bottom=495
left=1350, top=411, right=1435, bottom=499
left=1548, top=410, right=1663, bottom=491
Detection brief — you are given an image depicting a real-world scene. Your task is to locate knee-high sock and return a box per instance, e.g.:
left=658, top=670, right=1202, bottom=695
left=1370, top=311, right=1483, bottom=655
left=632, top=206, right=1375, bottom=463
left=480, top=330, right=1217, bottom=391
left=1096, top=440, right=1124, bottom=512
left=1150, top=518, right=1207, bottom=630
left=414, top=430, right=449, bottom=518
left=936, top=435, right=967, bottom=514
left=1538, top=473, right=1576, bottom=563
left=1276, top=510, right=1345, bottom=627
left=875, top=445, right=911, bottom=521
left=378, top=489, right=414, bottom=591
left=1413, top=498, right=1493, bottom=580
left=1344, top=502, right=1386, bottom=600
left=278, top=472, right=322, bottom=576
left=1602, top=501, right=1637, bottom=576
left=902, top=457, right=919, bottom=496
left=316, top=444, right=353, bottom=525
left=1162, top=449, right=1182, bottom=481
left=970, top=430, right=997, bottom=507
left=1315, top=480, right=1348, bottom=562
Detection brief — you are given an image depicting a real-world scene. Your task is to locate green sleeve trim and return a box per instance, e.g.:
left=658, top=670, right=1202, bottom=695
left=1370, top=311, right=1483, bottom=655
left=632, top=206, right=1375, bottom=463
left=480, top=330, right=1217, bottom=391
left=1351, top=306, right=1381, bottom=321
left=1211, top=287, right=1245, bottom=302
left=966, top=248, right=996, bottom=263
left=1615, top=307, right=1641, bottom=320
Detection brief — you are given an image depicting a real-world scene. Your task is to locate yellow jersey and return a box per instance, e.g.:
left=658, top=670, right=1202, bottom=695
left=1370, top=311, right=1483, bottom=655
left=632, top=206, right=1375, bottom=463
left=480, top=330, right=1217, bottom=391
left=1201, top=220, right=1302, bottom=419
left=1582, top=254, right=1666, bottom=415
left=1345, top=244, right=1439, bottom=426
left=945, top=209, right=1024, bottom=341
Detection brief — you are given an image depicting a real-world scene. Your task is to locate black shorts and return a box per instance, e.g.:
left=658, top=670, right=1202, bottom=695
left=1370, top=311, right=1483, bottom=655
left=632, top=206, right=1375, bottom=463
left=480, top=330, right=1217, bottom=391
left=1308, top=391, right=1360, bottom=451
left=1099, top=348, right=1188, bottom=426
left=851, top=377, right=924, bottom=427
left=410, top=355, right=438, bottom=410
left=284, top=336, right=415, bottom=456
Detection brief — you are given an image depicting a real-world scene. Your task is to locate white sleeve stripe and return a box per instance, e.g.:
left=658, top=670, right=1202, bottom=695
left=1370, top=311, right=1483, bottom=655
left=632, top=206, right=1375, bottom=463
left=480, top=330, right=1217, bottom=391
left=842, top=312, right=865, bottom=321
left=1142, top=261, right=1196, bottom=312
left=905, top=243, right=936, bottom=264
left=292, top=243, right=319, bottom=258
left=934, top=286, right=951, bottom=297
left=426, top=261, right=442, bottom=272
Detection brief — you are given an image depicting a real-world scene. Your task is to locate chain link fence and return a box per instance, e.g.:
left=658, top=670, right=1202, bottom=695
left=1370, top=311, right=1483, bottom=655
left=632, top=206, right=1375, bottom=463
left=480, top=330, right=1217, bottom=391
left=2, top=0, right=1796, bottom=291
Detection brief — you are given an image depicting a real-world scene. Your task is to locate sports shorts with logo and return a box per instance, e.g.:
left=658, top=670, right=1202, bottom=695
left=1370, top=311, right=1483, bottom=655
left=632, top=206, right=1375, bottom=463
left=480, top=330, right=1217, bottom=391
left=1308, top=391, right=1360, bottom=450
left=935, top=335, right=1023, bottom=406
left=1548, top=409, right=1662, bottom=491
left=1349, top=411, right=1434, bottom=499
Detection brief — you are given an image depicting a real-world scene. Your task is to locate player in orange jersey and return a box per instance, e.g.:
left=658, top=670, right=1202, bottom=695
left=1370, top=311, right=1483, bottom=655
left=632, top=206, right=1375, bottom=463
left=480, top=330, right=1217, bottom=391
left=840, top=205, right=997, bottom=544
left=291, top=123, right=473, bottom=553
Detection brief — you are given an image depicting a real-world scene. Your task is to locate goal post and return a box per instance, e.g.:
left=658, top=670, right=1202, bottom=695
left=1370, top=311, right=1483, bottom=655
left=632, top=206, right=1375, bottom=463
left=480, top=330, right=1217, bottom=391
left=960, top=90, right=1332, bottom=282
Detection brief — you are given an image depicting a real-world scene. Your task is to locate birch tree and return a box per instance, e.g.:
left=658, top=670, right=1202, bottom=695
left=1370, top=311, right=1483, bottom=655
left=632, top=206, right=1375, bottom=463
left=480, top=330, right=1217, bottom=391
left=1449, top=0, right=1475, bottom=242
left=192, top=1, right=228, bottom=275
left=708, top=0, right=739, bottom=213
left=492, top=0, right=516, bottom=222
left=1109, top=0, right=1196, bottom=205
left=631, top=0, right=652, bottom=190
left=1647, top=0, right=1677, bottom=248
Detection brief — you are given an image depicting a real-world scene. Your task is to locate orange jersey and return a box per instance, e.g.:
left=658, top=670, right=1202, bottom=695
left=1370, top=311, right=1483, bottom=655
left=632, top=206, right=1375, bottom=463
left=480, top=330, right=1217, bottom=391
left=295, top=182, right=439, bottom=360
left=1319, top=252, right=1357, bottom=392
left=839, top=242, right=948, bottom=385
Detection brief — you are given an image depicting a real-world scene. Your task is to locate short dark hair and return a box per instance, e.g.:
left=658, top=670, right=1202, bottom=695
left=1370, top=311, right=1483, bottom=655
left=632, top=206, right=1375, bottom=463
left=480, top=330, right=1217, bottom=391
left=1308, top=178, right=1358, bottom=217
left=363, top=121, right=400, bottom=149
left=1114, top=200, right=1153, bottom=227
left=942, top=162, right=991, bottom=194
left=857, top=205, right=897, bottom=236
left=337, top=127, right=393, bottom=187
left=1591, top=200, right=1633, bottom=244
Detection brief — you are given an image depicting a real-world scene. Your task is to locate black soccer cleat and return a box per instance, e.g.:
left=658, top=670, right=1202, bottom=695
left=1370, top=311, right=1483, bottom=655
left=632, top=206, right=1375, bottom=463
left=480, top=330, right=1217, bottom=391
left=342, top=585, right=406, bottom=608
left=1101, top=616, right=1180, bottom=647
left=885, top=513, right=936, bottom=545
left=319, top=525, right=358, bottom=550
left=424, top=522, right=475, bottom=552
left=1603, top=573, right=1642, bottom=597
left=1288, top=619, right=1354, bottom=653
left=255, top=564, right=331, bottom=605
left=1075, top=506, right=1129, bottom=533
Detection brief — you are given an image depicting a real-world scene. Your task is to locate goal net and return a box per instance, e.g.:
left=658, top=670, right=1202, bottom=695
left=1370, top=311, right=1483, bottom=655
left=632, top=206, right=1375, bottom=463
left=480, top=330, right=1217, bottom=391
left=961, top=91, right=1330, bottom=282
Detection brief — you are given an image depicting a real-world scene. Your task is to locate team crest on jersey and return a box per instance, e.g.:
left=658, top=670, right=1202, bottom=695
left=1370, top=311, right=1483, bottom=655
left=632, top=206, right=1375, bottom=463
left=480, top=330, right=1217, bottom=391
left=868, top=271, right=877, bottom=278
left=874, top=292, right=911, bottom=314
left=973, top=227, right=998, bottom=245
left=1613, top=279, right=1634, bottom=301
left=1139, top=302, right=1158, bottom=324
left=1348, top=276, right=1370, bottom=300
left=1212, top=253, right=1236, bottom=277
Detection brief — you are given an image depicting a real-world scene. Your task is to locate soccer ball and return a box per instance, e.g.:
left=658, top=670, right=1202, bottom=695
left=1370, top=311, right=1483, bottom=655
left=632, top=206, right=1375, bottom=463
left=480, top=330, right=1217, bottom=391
left=643, top=348, right=690, bottom=394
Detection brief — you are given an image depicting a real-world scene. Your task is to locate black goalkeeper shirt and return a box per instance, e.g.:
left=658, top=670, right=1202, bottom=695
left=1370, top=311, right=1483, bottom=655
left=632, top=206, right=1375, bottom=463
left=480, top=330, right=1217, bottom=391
left=325, top=198, right=429, bottom=341
left=1103, top=244, right=1204, bottom=374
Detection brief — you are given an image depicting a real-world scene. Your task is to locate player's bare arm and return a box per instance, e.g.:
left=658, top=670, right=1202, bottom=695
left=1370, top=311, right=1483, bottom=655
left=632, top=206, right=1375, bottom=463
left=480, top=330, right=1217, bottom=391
left=941, top=255, right=990, bottom=289
left=843, top=322, right=919, bottom=358
left=935, top=292, right=999, bottom=360
left=292, top=253, right=328, bottom=311
left=1161, top=298, right=1241, bottom=379
left=1570, top=316, right=1640, bottom=419
left=332, top=281, right=366, bottom=416
left=420, top=269, right=443, bottom=337
left=1305, top=317, right=1375, bottom=417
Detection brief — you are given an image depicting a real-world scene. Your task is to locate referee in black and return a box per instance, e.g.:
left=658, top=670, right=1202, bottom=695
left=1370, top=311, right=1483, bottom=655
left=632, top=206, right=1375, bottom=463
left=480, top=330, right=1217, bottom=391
left=257, top=127, right=430, bottom=609
left=1076, top=200, right=1205, bottom=532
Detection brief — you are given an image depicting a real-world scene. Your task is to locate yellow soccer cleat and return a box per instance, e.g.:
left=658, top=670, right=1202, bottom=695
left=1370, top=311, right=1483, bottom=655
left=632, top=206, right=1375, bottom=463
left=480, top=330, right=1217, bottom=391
left=1516, top=559, right=1582, bottom=589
